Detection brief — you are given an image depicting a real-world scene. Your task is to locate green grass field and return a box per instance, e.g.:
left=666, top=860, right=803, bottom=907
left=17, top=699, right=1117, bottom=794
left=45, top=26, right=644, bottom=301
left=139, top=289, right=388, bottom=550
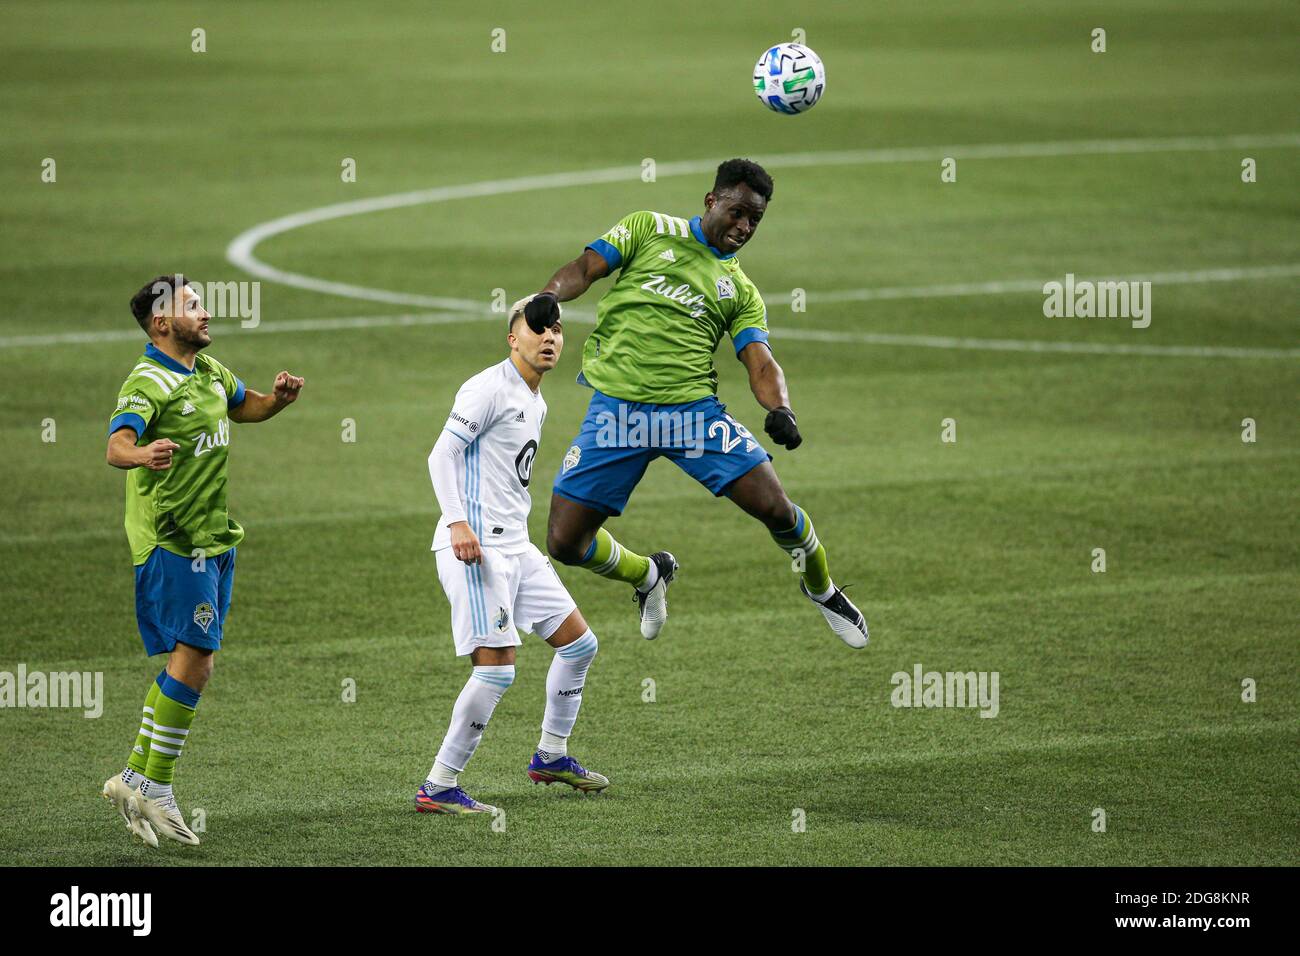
left=1, top=0, right=1297, bottom=866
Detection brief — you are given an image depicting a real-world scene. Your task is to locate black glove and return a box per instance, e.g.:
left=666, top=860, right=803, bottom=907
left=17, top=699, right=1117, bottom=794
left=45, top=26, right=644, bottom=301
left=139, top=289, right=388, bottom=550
left=764, top=406, right=802, bottom=450
left=523, top=292, right=561, bottom=333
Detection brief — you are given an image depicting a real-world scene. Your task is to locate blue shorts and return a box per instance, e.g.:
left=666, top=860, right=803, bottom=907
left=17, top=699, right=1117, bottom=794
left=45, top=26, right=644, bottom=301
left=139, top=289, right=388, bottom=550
left=553, top=390, right=772, bottom=516
left=134, top=546, right=236, bottom=656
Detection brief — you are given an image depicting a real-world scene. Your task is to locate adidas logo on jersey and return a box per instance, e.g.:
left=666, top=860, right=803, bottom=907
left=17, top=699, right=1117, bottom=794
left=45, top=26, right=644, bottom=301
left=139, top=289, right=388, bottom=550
left=515, top=411, right=526, bottom=422
left=659, top=249, right=676, bottom=262
left=181, top=402, right=196, bottom=415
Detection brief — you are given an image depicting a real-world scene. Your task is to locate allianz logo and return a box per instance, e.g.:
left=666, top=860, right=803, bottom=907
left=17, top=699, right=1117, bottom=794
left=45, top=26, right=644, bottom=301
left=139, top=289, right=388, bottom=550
left=640, top=273, right=708, bottom=318
left=194, top=418, right=230, bottom=458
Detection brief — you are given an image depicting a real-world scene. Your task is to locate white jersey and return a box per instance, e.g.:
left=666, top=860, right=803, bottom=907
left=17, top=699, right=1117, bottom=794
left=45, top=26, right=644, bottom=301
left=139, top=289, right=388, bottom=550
left=430, top=358, right=546, bottom=553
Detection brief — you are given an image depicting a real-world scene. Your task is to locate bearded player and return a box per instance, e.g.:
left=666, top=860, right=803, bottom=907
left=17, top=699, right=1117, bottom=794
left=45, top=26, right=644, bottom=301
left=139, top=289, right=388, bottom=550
left=101, top=274, right=304, bottom=847
left=525, top=159, right=867, bottom=648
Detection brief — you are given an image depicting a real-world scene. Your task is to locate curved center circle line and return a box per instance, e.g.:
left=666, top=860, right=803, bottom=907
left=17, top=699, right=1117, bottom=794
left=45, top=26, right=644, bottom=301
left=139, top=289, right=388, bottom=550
left=225, top=132, right=1300, bottom=312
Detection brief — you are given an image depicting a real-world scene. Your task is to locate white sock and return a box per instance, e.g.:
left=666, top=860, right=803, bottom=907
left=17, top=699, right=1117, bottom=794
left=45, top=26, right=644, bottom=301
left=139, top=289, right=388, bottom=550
left=537, top=729, right=568, bottom=762
left=542, top=631, right=598, bottom=750
left=138, top=779, right=172, bottom=801
left=120, top=768, right=143, bottom=790
left=636, top=561, right=659, bottom=594
left=426, top=761, right=459, bottom=791
left=432, top=664, right=514, bottom=779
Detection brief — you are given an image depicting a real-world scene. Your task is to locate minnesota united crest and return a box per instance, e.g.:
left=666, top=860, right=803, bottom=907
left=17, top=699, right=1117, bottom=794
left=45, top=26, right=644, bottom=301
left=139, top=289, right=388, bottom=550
left=193, top=602, right=216, bottom=634
left=493, top=606, right=510, bottom=633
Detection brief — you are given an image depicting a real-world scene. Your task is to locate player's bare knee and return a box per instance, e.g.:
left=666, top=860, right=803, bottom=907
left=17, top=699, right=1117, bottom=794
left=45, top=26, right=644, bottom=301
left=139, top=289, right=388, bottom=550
left=547, top=607, right=589, bottom=645
left=759, top=496, right=798, bottom=532
left=547, top=529, right=587, bottom=566
left=168, top=644, right=213, bottom=692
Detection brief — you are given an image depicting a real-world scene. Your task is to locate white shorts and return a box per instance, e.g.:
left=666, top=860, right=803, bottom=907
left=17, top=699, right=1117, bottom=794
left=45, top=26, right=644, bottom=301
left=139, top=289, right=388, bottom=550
left=434, top=542, right=578, bottom=656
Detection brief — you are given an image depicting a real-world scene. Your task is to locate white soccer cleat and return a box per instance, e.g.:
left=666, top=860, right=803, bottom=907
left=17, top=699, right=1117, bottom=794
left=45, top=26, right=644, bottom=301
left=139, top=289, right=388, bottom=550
left=102, top=775, right=158, bottom=848
left=801, top=582, right=869, bottom=649
left=636, top=551, right=678, bottom=640
left=129, top=790, right=200, bottom=846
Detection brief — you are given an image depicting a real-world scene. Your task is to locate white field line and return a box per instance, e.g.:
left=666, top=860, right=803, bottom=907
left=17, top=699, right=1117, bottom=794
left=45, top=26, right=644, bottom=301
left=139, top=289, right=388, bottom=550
left=224, top=133, right=1300, bottom=308
left=0, top=311, right=501, bottom=349
left=2, top=281, right=1298, bottom=356
left=770, top=327, right=1300, bottom=359
left=3, top=265, right=1296, bottom=356
left=765, top=264, right=1300, bottom=304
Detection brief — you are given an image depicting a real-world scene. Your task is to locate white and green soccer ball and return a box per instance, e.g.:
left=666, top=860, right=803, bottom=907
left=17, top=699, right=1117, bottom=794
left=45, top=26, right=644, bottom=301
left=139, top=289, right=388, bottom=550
left=753, top=43, right=826, bottom=115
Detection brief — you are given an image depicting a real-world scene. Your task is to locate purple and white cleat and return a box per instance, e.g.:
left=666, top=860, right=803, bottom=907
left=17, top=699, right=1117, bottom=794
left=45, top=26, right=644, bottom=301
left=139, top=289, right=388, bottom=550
left=527, top=753, right=610, bottom=794
left=414, top=781, right=498, bottom=815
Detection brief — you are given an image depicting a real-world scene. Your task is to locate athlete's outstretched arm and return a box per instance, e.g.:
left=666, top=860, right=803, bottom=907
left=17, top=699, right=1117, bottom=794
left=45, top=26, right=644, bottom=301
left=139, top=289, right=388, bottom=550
left=230, top=371, right=305, bottom=423
left=739, top=342, right=802, bottom=450
left=540, top=248, right=611, bottom=302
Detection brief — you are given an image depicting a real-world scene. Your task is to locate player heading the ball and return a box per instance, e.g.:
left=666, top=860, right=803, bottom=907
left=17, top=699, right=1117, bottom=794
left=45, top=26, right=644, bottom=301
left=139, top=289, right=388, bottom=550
left=527, top=159, right=869, bottom=648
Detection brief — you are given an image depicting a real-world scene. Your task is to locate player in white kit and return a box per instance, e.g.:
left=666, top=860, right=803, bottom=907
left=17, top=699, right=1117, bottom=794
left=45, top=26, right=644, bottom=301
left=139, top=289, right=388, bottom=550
left=416, top=295, right=610, bottom=815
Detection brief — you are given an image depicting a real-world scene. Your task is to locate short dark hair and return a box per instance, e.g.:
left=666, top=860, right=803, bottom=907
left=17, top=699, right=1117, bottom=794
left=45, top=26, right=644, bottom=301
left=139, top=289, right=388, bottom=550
left=713, top=158, right=773, bottom=202
left=130, top=274, right=191, bottom=333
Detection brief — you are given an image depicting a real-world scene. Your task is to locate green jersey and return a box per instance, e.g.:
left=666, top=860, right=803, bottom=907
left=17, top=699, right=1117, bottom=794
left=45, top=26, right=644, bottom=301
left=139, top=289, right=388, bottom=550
left=582, top=210, right=770, bottom=404
left=107, top=342, right=247, bottom=565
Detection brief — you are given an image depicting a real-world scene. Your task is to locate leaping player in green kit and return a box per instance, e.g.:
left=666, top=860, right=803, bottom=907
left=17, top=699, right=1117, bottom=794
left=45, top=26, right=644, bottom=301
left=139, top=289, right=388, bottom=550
left=525, top=159, right=869, bottom=648
left=101, top=274, right=304, bottom=847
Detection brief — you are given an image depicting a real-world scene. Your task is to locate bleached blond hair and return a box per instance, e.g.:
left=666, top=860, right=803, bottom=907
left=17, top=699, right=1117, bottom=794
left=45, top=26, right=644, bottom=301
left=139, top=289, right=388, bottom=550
left=508, top=293, right=562, bottom=330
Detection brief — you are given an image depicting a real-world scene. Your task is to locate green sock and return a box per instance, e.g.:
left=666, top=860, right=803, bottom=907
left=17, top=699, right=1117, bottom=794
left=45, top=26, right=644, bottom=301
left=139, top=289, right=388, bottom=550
left=143, top=672, right=200, bottom=785
left=771, top=505, right=833, bottom=596
left=126, top=672, right=164, bottom=775
left=580, top=527, right=652, bottom=588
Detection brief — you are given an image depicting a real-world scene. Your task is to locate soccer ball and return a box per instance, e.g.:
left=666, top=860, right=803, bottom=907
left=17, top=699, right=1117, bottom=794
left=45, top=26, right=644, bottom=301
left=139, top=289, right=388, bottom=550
left=753, top=43, right=826, bottom=115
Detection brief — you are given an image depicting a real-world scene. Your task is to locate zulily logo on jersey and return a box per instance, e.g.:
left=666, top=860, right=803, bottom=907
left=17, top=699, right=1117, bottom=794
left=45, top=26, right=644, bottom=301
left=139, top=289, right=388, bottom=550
left=640, top=274, right=708, bottom=318
left=194, top=418, right=230, bottom=458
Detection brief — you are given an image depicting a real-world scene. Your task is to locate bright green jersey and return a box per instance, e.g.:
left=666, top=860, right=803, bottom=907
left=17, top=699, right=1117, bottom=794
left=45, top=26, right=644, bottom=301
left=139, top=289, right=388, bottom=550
left=582, top=210, right=770, bottom=404
left=107, top=342, right=247, bottom=565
